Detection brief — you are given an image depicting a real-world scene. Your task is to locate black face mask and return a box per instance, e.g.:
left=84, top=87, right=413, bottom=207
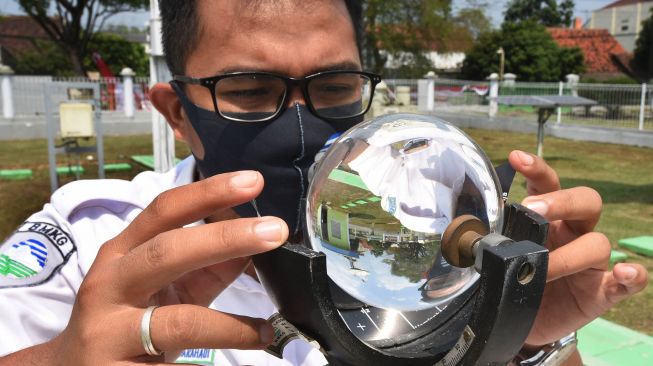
left=171, top=82, right=363, bottom=234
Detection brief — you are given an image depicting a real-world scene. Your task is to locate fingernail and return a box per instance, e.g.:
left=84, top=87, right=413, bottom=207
left=255, top=219, right=282, bottom=243
left=621, top=265, right=638, bottom=281
left=517, top=151, right=534, bottom=166
left=260, top=323, right=274, bottom=344
left=231, top=171, right=258, bottom=188
left=525, top=200, right=548, bottom=216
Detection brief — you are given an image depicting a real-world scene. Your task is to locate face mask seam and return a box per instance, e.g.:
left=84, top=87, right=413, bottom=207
left=292, top=103, right=306, bottom=235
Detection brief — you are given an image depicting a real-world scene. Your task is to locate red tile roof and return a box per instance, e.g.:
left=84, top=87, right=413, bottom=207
left=0, top=16, right=50, bottom=56
left=548, top=28, right=628, bottom=73
left=601, top=0, right=653, bottom=10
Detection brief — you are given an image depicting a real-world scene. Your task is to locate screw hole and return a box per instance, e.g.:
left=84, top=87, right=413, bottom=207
left=518, top=262, right=535, bottom=285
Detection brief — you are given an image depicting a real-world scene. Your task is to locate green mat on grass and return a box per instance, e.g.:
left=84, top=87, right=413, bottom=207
left=0, top=169, right=33, bottom=180
left=578, top=317, right=653, bottom=365
left=131, top=155, right=182, bottom=170
left=56, top=166, right=84, bottom=175
left=609, top=250, right=629, bottom=264
left=618, top=236, right=653, bottom=257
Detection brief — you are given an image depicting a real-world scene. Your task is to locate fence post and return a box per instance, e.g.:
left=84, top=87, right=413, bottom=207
left=488, top=73, right=499, bottom=118
left=557, top=81, right=564, bottom=124
left=418, top=71, right=436, bottom=112
left=639, top=83, right=647, bottom=131
left=0, top=64, right=15, bottom=119
left=503, top=73, right=516, bottom=87
left=121, top=67, right=136, bottom=118
left=566, top=74, right=579, bottom=97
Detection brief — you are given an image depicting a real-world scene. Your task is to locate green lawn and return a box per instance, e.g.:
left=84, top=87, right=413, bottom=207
left=1, top=131, right=652, bottom=335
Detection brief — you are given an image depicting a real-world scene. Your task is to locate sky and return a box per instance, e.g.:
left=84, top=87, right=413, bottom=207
left=1, top=0, right=616, bottom=28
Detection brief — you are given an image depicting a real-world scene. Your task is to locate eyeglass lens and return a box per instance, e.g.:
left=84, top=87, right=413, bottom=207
left=214, top=73, right=373, bottom=121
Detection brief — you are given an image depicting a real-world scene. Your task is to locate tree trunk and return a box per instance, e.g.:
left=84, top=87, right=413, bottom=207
left=67, top=47, right=86, bottom=76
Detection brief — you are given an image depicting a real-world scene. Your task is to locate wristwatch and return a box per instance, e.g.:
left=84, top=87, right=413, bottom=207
left=515, top=333, right=578, bottom=366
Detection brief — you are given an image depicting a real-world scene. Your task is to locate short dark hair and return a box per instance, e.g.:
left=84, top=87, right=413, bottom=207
left=159, top=0, right=362, bottom=76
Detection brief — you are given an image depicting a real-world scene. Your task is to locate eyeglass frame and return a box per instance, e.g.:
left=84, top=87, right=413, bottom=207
left=172, top=70, right=383, bottom=123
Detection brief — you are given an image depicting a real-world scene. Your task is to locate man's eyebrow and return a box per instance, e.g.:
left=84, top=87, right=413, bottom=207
left=214, top=61, right=362, bottom=77
left=306, top=61, right=362, bottom=75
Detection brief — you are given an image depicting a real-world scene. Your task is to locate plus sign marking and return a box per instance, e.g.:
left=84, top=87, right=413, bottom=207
left=357, top=323, right=366, bottom=332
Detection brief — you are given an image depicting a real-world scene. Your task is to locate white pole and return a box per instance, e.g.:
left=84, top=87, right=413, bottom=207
left=488, top=73, right=499, bottom=118
left=556, top=81, right=563, bottom=124
left=149, top=0, right=176, bottom=172
left=426, top=72, right=436, bottom=112
left=121, top=67, right=136, bottom=118
left=0, top=65, right=15, bottom=119
left=639, top=83, right=647, bottom=131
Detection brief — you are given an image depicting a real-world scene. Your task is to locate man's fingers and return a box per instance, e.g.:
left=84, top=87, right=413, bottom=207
left=117, top=217, right=288, bottom=298
left=173, top=258, right=252, bottom=307
left=124, top=305, right=273, bottom=357
left=522, top=186, right=602, bottom=234
left=112, top=171, right=264, bottom=253
left=508, top=150, right=560, bottom=195
left=603, top=263, right=649, bottom=304
left=547, top=232, right=611, bottom=281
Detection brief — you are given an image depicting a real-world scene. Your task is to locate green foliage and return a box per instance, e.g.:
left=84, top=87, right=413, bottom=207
left=504, top=0, right=575, bottom=27
left=14, top=33, right=148, bottom=76
left=17, top=0, right=148, bottom=75
left=633, top=9, right=653, bottom=81
left=453, top=8, right=492, bottom=40
left=13, top=40, right=76, bottom=76
left=85, top=32, right=149, bottom=75
left=363, top=0, right=453, bottom=75
left=462, top=21, right=584, bottom=81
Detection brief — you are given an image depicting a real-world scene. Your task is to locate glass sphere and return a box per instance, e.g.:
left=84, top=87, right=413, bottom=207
left=306, top=114, right=503, bottom=312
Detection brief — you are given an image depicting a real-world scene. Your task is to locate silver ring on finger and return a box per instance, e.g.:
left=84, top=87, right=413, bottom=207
left=140, top=305, right=163, bottom=356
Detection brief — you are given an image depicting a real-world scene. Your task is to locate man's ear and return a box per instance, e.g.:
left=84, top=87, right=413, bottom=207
left=149, top=83, right=187, bottom=140
left=149, top=82, right=206, bottom=159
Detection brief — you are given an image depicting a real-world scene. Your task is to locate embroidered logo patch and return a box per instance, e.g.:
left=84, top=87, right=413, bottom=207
left=0, top=222, right=75, bottom=288
left=175, top=349, right=216, bottom=365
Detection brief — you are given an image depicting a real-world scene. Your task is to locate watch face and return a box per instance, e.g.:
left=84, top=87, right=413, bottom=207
left=306, top=114, right=503, bottom=347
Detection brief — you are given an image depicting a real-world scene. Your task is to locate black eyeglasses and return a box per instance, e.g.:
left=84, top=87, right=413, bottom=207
left=173, top=70, right=382, bottom=123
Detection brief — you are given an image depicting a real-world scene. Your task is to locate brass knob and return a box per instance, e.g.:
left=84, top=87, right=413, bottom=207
left=441, top=215, right=488, bottom=268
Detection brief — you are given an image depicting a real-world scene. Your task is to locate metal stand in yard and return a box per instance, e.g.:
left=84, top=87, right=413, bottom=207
left=44, top=82, right=105, bottom=192
left=495, top=95, right=597, bottom=157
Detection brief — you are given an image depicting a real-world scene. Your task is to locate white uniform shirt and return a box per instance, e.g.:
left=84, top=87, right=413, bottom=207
left=0, top=157, right=327, bottom=366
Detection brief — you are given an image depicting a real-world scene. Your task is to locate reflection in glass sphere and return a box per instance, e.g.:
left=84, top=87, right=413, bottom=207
left=306, top=114, right=503, bottom=312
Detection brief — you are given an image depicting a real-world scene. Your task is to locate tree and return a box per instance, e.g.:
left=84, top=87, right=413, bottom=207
left=453, top=0, right=493, bottom=40
left=17, top=0, right=148, bottom=76
left=453, top=8, right=492, bottom=40
left=504, top=0, right=575, bottom=27
left=462, top=21, right=584, bottom=81
left=633, top=9, right=653, bottom=81
left=14, top=32, right=149, bottom=76
left=362, top=0, right=454, bottom=77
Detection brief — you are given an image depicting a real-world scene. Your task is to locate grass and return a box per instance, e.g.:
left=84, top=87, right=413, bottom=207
left=1, top=132, right=652, bottom=335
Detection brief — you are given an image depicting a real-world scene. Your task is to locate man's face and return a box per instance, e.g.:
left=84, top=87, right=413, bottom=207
left=182, top=0, right=361, bottom=114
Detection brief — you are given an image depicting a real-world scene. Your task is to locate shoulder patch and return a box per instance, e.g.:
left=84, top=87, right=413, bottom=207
left=0, top=221, right=76, bottom=289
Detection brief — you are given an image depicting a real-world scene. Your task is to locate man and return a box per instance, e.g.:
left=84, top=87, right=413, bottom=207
left=0, top=0, right=648, bottom=365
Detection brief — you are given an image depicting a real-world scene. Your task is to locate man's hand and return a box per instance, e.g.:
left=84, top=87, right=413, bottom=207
left=508, top=150, right=648, bottom=346
left=2, top=170, right=286, bottom=365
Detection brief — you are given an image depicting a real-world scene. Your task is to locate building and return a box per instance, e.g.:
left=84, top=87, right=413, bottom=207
left=0, top=16, right=50, bottom=68
left=548, top=27, right=631, bottom=80
left=588, top=0, right=653, bottom=52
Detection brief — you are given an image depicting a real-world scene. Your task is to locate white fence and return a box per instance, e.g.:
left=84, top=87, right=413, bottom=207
left=1, top=74, right=652, bottom=131
left=418, top=78, right=652, bottom=131
left=1, top=75, right=151, bottom=117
